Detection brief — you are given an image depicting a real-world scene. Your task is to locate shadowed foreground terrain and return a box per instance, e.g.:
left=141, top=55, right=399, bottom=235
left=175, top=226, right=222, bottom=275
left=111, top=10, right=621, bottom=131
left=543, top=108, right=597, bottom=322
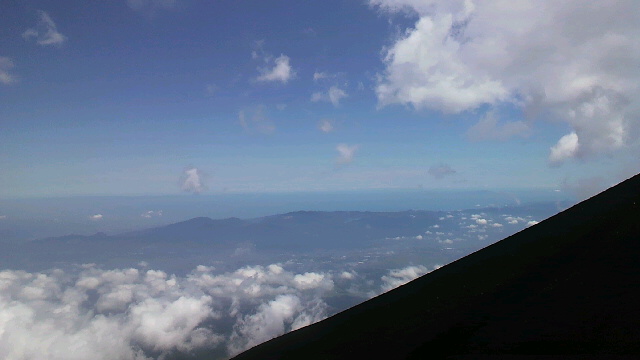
left=230, top=173, right=640, bottom=360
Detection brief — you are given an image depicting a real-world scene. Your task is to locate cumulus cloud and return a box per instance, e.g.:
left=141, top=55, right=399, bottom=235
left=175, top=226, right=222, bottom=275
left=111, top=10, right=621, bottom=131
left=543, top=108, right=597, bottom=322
left=180, top=167, right=206, bottom=194
left=428, top=163, right=456, bottom=179
left=336, top=144, right=359, bottom=164
left=0, top=264, right=333, bottom=359
left=371, top=0, right=640, bottom=163
left=549, top=132, right=579, bottom=165
left=380, top=265, right=429, bottom=293
left=90, top=214, right=103, bottom=220
left=257, top=54, right=295, bottom=83
left=318, top=119, right=334, bottom=133
left=0, top=57, right=17, bottom=85
left=311, top=86, right=348, bottom=107
left=22, top=10, right=66, bottom=46
left=340, top=271, right=356, bottom=280
left=526, top=220, right=539, bottom=227
left=504, top=216, right=525, bottom=225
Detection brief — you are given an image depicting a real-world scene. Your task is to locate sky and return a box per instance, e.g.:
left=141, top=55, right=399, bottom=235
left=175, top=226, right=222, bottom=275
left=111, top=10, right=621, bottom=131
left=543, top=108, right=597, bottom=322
left=1, top=0, right=639, bottom=198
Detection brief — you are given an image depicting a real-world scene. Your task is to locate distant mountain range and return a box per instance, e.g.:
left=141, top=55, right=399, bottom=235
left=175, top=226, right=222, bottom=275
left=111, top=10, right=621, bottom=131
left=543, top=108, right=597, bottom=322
left=0, top=203, right=563, bottom=273
left=229, top=174, right=640, bottom=359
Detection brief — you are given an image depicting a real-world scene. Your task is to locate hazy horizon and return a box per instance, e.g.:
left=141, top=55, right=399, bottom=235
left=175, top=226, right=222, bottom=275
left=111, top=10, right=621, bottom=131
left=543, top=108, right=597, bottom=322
left=1, top=0, right=638, bottom=359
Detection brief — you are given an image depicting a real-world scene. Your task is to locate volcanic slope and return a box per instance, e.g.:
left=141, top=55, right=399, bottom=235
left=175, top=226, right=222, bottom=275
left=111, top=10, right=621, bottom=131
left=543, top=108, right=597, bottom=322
left=230, top=173, right=640, bottom=360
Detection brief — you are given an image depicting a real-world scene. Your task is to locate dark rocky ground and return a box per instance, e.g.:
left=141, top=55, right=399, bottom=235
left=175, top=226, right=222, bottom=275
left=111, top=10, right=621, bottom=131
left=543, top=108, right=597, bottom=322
left=230, top=173, right=640, bottom=360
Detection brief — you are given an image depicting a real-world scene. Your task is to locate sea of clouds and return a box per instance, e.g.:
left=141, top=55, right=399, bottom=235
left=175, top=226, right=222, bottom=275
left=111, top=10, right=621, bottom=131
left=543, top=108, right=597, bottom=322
left=0, top=262, right=427, bottom=360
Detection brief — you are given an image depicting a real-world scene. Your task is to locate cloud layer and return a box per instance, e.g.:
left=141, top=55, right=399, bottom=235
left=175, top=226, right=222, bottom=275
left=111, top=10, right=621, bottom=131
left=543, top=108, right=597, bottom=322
left=0, top=264, right=334, bottom=359
left=371, top=0, right=640, bottom=163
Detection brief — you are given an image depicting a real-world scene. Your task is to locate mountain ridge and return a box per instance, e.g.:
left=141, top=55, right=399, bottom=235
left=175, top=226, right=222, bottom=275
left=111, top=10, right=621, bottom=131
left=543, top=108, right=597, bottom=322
left=229, top=174, right=640, bottom=359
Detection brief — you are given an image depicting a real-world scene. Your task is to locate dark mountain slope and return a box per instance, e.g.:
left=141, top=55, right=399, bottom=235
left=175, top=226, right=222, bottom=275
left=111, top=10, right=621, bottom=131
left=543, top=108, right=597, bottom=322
left=230, top=173, right=640, bottom=360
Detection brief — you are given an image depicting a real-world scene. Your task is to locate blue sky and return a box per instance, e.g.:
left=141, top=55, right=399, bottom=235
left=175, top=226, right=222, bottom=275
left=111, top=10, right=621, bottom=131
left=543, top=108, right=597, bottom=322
left=1, top=0, right=638, bottom=198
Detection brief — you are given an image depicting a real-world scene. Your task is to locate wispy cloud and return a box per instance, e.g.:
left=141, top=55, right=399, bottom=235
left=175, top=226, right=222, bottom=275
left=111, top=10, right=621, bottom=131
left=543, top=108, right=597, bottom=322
left=313, top=71, right=328, bottom=81
left=336, top=144, right=358, bottom=165
left=311, top=86, right=348, bottom=107
left=89, top=214, right=103, bottom=220
left=22, top=10, right=66, bottom=46
left=0, top=57, right=17, bottom=85
left=466, top=111, right=530, bottom=141
left=239, top=107, right=275, bottom=135
left=318, top=119, right=334, bottom=133
left=428, top=164, right=456, bottom=179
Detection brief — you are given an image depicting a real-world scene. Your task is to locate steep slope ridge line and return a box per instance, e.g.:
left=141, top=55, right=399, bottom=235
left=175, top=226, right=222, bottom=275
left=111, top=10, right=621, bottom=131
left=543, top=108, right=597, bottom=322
left=230, top=173, right=640, bottom=359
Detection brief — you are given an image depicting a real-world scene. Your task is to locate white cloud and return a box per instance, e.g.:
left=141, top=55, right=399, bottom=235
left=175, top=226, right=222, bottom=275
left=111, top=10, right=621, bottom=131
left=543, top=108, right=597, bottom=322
left=90, top=214, right=103, bottom=220
left=549, top=132, right=579, bottom=165
left=526, top=220, right=539, bottom=227
left=293, top=272, right=334, bottom=291
left=339, top=271, right=356, bottom=280
left=0, top=263, right=334, bottom=360
left=475, top=218, right=487, bottom=225
left=228, top=294, right=326, bottom=356
left=141, top=210, right=163, bottom=218
left=22, top=10, right=66, bottom=46
left=257, top=54, right=295, bottom=83
left=371, top=0, right=640, bottom=162
left=0, top=57, right=16, bottom=85
left=180, top=167, right=206, bottom=194
left=129, top=295, right=217, bottom=353
left=336, top=144, right=359, bottom=164
left=311, top=86, right=348, bottom=107
left=313, top=71, right=328, bottom=81
left=428, top=163, right=456, bottom=179
left=318, top=119, right=334, bottom=133
left=380, top=265, right=429, bottom=293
